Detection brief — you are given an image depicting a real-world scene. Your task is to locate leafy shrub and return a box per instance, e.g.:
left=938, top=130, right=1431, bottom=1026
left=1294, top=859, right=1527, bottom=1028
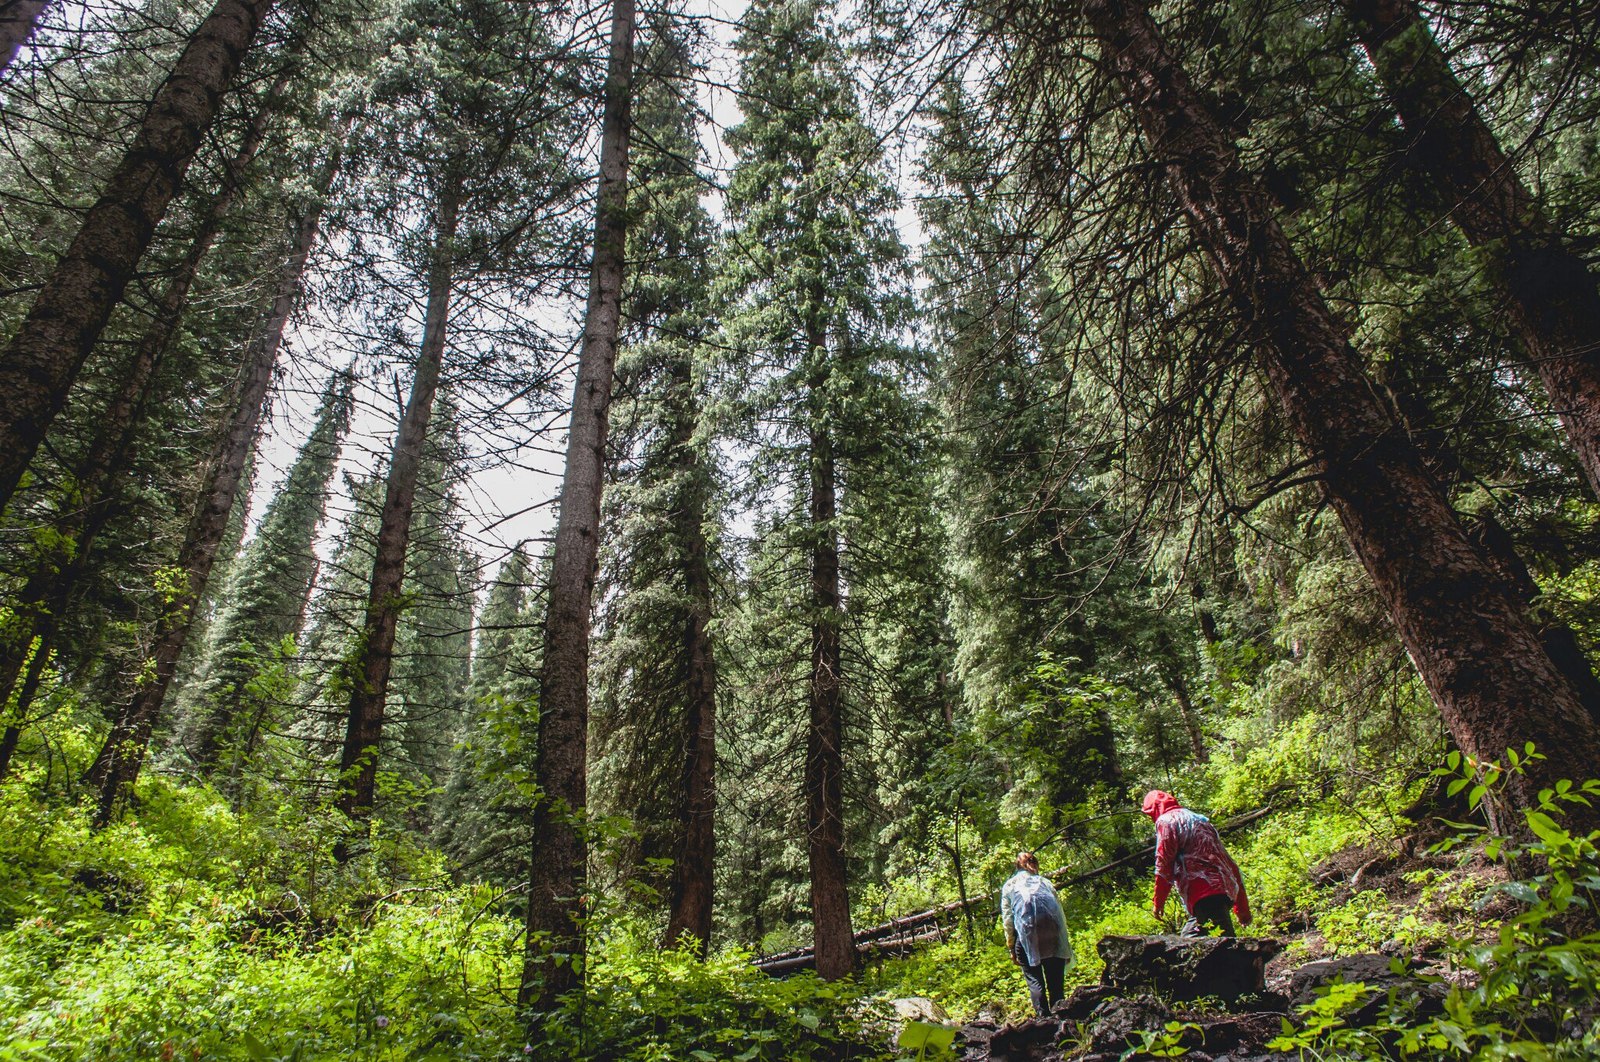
left=1315, top=890, right=1399, bottom=953
left=551, top=927, right=892, bottom=1060
left=867, top=935, right=1029, bottom=1022
left=0, top=779, right=897, bottom=1061
left=1271, top=748, right=1600, bottom=1059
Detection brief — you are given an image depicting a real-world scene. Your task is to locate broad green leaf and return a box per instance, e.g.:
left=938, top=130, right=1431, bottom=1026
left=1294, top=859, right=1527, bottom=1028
left=1526, top=811, right=1566, bottom=847
left=1498, top=881, right=1540, bottom=905
left=899, top=1022, right=932, bottom=1049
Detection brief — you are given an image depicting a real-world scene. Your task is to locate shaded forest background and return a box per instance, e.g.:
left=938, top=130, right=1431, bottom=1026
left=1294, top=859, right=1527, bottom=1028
left=1, top=0, right=1599, bottom=1056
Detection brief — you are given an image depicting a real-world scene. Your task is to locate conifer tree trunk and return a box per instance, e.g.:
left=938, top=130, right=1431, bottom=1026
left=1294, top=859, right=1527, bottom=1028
left=0, top=98, right=276, bottom=761
left=0, top=196, right=226, bottom=705
left=86, top=327, right=278, bottom=825
left=665, top=356, right=718, bottom=956
left=0, top=0, right=48, bottom=76
left=1071, top=0, right=1600, bottom=827
left=333, top=188, right=459, bottom=830
left=521, top=0, right=635, bottom=1014
left=1343, top=0, right=1600, bottom=500
left=86, top=325, right=278, bottom=826
left=0, top=647, right=48, bottom=779
left=84, top=154, right=332, bottom=826
left=1463, top=511, right=1600, bottom=731
left=0, top=0, right=277, bottom=514
left=1162, top=668, right=1208, bottom=765
left=805, top=318, right=854, bottom=982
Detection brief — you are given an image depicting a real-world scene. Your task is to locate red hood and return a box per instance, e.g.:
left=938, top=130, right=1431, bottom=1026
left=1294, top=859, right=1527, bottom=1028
left=1142, top=790, right=1181, bottom=822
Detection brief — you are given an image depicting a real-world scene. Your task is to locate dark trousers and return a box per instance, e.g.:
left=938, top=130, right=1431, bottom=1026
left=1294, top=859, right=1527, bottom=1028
left=1181, top=893, right=1235, bottom=937
left=1021, top=956, right=1067, bottom=1017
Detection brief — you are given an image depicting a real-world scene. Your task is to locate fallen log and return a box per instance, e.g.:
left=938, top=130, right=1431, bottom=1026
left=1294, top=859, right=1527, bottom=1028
left=752, top=804, right=1274, bottom=975
left=756, top=927, right=952, bottom=977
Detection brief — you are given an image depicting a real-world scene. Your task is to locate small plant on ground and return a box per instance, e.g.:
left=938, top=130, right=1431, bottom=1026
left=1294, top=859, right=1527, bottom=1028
left=1270, top=746, right=1600, bottom=1059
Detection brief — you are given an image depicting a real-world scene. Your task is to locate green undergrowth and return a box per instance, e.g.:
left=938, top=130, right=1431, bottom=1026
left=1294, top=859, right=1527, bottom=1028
left=862, top=714, right=1422, bottom=1024
left=868, top=753, right=1600, bottom=1062
left=862, top=934, right=1030, bottom=1021
left=863, top=792, right=1393, bottom=1025
left=0, top=767, right=892, bottom=1061
left=1271, top=751, right=1600, bottom=1059
left=5, top=729, right=1592, bottom=1061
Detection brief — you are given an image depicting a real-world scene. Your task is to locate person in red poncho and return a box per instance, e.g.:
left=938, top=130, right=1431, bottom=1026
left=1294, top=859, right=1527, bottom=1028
left=1141, top=790, right=1252, bottom=936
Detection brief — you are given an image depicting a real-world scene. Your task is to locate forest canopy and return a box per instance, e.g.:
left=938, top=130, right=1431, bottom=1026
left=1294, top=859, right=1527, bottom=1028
left=1, top=0, right=1599, bottom=1057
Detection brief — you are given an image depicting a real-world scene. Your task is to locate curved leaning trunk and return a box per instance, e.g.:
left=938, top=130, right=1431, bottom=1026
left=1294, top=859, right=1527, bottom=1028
left=0, top=644, right=49, bottom=779
left=0, top=93, right=279, bottom=778
left=1343, top=0, right=1600, bottom=501
left=85, top=321, right=280, bottom=826
left=1072, top=0, right=1600, bottom=830
left=85, top=155, right=334, bottom=827
left=0, top=0, right=277, bottom=514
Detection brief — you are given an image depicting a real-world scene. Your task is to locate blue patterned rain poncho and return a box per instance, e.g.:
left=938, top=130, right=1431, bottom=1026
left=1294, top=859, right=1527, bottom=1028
left=1000, top=870, right=1074, bottom=967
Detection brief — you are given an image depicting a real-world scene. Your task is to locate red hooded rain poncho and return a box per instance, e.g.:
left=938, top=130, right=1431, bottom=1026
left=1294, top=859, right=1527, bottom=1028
left=1141, top=790, right=1251, bottom=925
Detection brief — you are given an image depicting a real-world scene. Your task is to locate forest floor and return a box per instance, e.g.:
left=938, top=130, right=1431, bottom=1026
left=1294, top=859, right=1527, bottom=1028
left=938, top=819, right=1566, bottom=1061
left=1265, top=818, right=1514, bottom=974
left=3, top=763, right=1596, bottom=1060
left=867, top=795, right=1600, bottom=1062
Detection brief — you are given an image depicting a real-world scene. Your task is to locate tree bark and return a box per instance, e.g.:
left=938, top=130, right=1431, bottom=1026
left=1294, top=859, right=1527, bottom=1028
left=1161, top=667, right=1208, bottom=765
left=0, top=0, right=48, bottom=77
left=84, top=153, right=331, bottom=827
left=1377, top=345, right=1600, bottom=733
left=0, top=0, right=276, bottom=514
left=1344, top=0, right=1600, bottom=500
left=520, top=0, right=635, bottom=1015
left=0, top=724, right=20, bottom=782
left=664, top=355, right=719, bottom=957
left=333, top=187, right=459, bottom=831
left=1463, top=510, right=1600, bottom=731
left=951, top=801, right=975, bottom=943
left=0, top=642, right=49, bottom=780
left=1074, top=0, right=1600, bottom=828
left=804, top=316, right=855, bottom=982
left=0, top=94, right=276, bottom=764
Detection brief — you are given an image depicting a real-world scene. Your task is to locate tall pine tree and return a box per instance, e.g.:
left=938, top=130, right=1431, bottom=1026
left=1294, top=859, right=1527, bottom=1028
left=180, top=370, right=354, bottom=784
left=719, top=0, right=919, bottom=980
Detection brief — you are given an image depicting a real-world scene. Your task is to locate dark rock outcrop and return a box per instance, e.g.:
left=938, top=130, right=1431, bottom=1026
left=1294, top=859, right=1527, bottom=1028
left=1188, top=1012, right=1292, bottom=1058
left=1051, top=984, right=1116, bottom=1021
left=1098, top=934, right=1283, bottom=1002
left=957, top=1016, right=1062, bottom=1061
left=956, top=943, right=1294, bottom=1061
left=953, top=935, right=1457, bottom=1060
left=1080, top=994, right=1172, bottom=1057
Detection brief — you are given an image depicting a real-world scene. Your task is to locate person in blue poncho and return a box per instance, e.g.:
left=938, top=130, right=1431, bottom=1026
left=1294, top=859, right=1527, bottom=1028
left=1000, top=851, right=1074, bottom=1017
